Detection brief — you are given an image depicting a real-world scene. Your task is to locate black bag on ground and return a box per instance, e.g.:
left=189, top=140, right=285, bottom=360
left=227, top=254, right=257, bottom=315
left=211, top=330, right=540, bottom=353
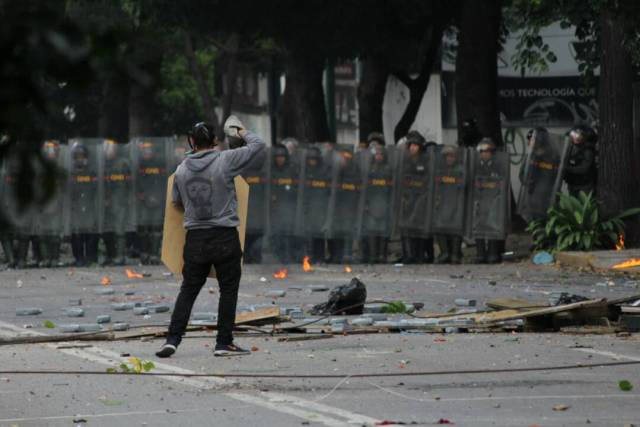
left=311, top=278, right=367, bottom=315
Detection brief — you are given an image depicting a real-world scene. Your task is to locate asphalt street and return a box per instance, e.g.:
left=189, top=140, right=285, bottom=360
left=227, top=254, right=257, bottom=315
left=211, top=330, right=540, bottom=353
left=0, top=261, right=639, bottom=426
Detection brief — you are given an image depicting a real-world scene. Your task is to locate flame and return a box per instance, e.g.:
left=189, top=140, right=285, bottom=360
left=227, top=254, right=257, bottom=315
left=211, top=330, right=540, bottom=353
left=125, top=268, right=144, bottom=279
left=302, top=256, right=314, bottom=272
left=344, top=265, right=352, bottom=273
left=612, top=258, right=640, bottom=269
left=615, top=234, right=625, bottom=251
left=100, top=276, right=112, bottom=286
left=272, top=268, right=289, bottom=279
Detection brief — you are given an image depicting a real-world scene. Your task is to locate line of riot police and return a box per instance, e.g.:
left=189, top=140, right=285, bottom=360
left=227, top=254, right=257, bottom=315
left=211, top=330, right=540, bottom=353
left=0, top=137, right=189, bottom=268
left=244, top=132, right=512, bottom=265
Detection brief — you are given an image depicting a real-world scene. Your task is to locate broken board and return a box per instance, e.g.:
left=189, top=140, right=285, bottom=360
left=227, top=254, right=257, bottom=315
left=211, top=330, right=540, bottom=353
left=161, top=174, right=249, bottom=278
left=485, top=298, right=548, bottom=311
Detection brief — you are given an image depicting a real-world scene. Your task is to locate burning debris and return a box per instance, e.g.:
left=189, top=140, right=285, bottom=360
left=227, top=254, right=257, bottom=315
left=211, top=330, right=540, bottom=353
left=302, top=256, right=314, bottom=272
left=100, top=276, right=112, bottom=286
left=125, top=269, right=144, bottom=279
left=613, top=258, right=640, bottom=270
left=273, top=268, right=288, bottom=279
left=615, top=234, right=625, bottom=251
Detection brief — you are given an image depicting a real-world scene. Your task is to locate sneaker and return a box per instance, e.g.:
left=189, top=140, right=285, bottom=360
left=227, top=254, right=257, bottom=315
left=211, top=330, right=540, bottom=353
left=214, top=343, right=250, bottom=357
left=155, top=343, right=177, bottom=358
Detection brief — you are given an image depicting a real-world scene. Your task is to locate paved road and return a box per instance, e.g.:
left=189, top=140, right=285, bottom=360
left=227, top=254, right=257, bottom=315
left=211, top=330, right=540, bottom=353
left=0, top=262, right=639, bottom=426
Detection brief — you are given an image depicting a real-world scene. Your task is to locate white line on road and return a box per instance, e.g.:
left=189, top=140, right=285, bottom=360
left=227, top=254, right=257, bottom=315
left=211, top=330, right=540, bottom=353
left=0, top=320, right=382, bottom=426
left=573, top=348, right=640, bottom=361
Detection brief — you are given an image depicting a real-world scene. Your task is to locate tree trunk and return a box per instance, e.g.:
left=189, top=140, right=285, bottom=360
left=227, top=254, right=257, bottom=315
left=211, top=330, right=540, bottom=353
left=358, top=57, right=389, bottom=140
left=98, top=74, right=129, bottom=141
left=392, top=25, right=444, bottom=143
left=455, top=0, right=502, bottom=146
left=184, top=32, right=220, bottom=131
left=128, top=79, right=155, bottom=137
left=278, top=53, right=330, bottom=142
left=598, top=8, right=640, bottom=245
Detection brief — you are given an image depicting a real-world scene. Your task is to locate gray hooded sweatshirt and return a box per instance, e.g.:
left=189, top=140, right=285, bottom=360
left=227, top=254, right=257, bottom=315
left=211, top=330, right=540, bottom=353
left=172, top=131, right=265, bottom=229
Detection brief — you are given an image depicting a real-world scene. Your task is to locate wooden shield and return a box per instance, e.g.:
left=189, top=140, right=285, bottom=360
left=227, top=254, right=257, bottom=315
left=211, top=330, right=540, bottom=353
left=161, top=174, right=249, bottom=278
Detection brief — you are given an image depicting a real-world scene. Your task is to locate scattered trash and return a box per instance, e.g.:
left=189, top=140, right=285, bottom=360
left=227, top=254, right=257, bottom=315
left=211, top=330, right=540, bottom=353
left=308, top=285, right=329, bottom=292
left=111, top=303, right=135, bottom=311
left=16, top=279, right=23, bottom=288
left=68, top=299, right=82, bottom=306
left=16, top=308, right=42, bottom=316
left=552, top=404, right=570, bottom=411
left=60, top=324, right=102, bottom=333
left=352, top=317, right=374, bottom=326
left=133, top=307, right=149, bottom=315
left=548, top=292, right=589, bottom=306
left=266, top=290, right=286, bottom=298
left=259, top=277, right=268, bottom=282
left=64, top=308, right=85, bottom=318
left=310, top=278, right=366, bottom=315
left=533, top=251, right=554, bottom=265
left=148, top=305, right=170, bottom=313
left=96, top=315, right=111, bottom=324
left=454, top=298, right=476, bottom=307
left=95, top=288, right=115, bottom=295
left=112, top=323, right=129, bottom=331
left=162, top=272, right=173, bottom=277
left=192, top=312, right=216, bottom=322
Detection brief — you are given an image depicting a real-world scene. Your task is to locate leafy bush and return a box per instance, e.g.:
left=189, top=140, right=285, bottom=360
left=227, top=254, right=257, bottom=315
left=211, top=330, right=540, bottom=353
left=526, top=191, right=640, bottom=252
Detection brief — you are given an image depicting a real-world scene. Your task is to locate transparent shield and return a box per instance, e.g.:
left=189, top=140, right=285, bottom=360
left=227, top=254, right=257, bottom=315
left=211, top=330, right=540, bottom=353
left=66, top=138, right=102, bottom=234
left=396, top=145, right=435, bottom=237
left=132, top=138, right=172, bottom=229
left=517, top=131, right=568, bottom=222
left=32, top=141, right=67, bottom=237
left=294, top=144, right=333, bottom=239
left=467, top=150, right=510, bottom=240
left=358, top=146, right=397, bottom=238
left=100, top=141, right=136, bottom=235
left=431, top=146, right=469, bottom=235
left=326, top=145, right=363, bottom=240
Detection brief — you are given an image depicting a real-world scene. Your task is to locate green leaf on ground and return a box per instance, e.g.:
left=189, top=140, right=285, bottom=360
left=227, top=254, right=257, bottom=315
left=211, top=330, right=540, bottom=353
left=43, top=320, right=55, bottom=329
left=619, top=380, right=633, bottom=391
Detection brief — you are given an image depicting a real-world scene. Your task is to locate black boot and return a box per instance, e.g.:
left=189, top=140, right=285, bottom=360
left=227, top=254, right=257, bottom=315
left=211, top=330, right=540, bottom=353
left=102, top=233, right=116, bottom=266
left=147, top=230, right=162, bottom=265
left=1, top=237, right=16, bottom=268
left=435, top=236, right=450, bottom=264
left=450, top=236, right=463, bottom=264
left=50, top=236, right=63, bottom=267
left=401, top=236, right=415, bottom=263
left=114, top=235, right=127, bottom=266
left=475, top=239, right=487, bottom=264
left=71, top=234, right=85, bottom=266
left=411, top=238, right=425, bottom=264
left=15, top=237, right=29, bottom=269
left=37, top=236, right=51, bottom=268
left=423, top=238, right=434, bottom=264
left=86, top=234, right=99, bottom=265
left=487, top=240, right=502, bottom=264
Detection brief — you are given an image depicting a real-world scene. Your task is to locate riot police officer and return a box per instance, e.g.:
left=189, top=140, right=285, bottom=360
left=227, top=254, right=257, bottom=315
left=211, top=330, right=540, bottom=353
left=69, top=141, right=100, bottom=266
left=268, top=144, right=299, bottom=263
left=136, top=141, right=166, bottom=265
left=399, top=131, right=434, bottom=264
left=564, top=125, right=597, bottom=197
left=102, top=140, right=133, bottom=266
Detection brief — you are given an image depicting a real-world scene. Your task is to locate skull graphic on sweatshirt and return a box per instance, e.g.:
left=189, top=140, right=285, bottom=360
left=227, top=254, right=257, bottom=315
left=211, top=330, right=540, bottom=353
left=185, top=177, right=214, bottom=219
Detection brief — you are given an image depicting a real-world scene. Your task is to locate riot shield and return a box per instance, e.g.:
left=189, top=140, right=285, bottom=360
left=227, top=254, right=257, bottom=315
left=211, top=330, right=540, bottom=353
left=326, top=145, right=363, bottom=241
left=396, top=145, right=434, bottom=237
left=169, top=136, right=190, bottom=173
left=517, top=131, right=568, bottom=222
left=431, top=146, right=469, bottom=235
left=32, top=141, right=67, bottom=238
left=132, top=137, right=172, bottom=264
left=358, top=146, right=396, bottom=238
left=99, top=140, right=136, bottom=235
left=266, top=145, right=301, bottom=263
left=467, top=150, right=510, bottom=240
left=66, top=139, right=102, bottom=235
left=294, top=144, right=333, bottom=239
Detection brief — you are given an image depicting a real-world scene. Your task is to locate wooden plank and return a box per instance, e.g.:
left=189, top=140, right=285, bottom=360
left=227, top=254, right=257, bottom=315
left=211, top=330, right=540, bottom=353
left=235, top=307, right=281, bottom=325
left=486, top=298, right=548, bottom=311
left=621, top=306, right=640, bottom=314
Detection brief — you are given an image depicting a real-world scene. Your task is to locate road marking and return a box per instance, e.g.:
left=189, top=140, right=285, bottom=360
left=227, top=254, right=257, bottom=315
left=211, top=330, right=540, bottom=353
left=437, top=393, right=640, bottom=402
left=0, top=408, right=205, bottom=423
left=573, top=348, right=640, bottom=361
left=0, top=320, right=381, bottom=426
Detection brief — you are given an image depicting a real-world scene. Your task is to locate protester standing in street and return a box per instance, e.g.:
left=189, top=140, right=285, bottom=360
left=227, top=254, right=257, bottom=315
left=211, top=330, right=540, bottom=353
left=156, top=116, right=265, bottom=358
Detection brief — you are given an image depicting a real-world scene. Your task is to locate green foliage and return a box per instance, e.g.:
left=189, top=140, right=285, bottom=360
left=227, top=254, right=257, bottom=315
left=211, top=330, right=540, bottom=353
left=106, top=357, right=155, bottom=374
left=619, top=380, right=633, bottom=391
left=43, top=320, right=56, bottom=329
left=382, top=301, right=408, bottom=314
left=526, top=192, right=640, bottom=252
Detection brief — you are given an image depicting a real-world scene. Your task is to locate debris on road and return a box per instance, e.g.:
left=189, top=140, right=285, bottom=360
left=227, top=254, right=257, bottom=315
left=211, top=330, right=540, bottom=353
left=16, top=308, right=42, bottom=316
left=311, top=278, right=367, bottom=315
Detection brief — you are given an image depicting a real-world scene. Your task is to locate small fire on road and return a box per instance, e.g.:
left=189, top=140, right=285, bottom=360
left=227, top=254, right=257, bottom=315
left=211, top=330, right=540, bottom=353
left=344, top=265, right=352, bottom=273
left=125, top=269, right=144, bottom=279
left=612, top=258, right=640, bottom=269
left=615, top=234, right=625, bottom=251
left=100, top=276, right=112, bottom=286
left=273, top=268, right=288, bottom=279
left=302, top=256, right=314, bottom=272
